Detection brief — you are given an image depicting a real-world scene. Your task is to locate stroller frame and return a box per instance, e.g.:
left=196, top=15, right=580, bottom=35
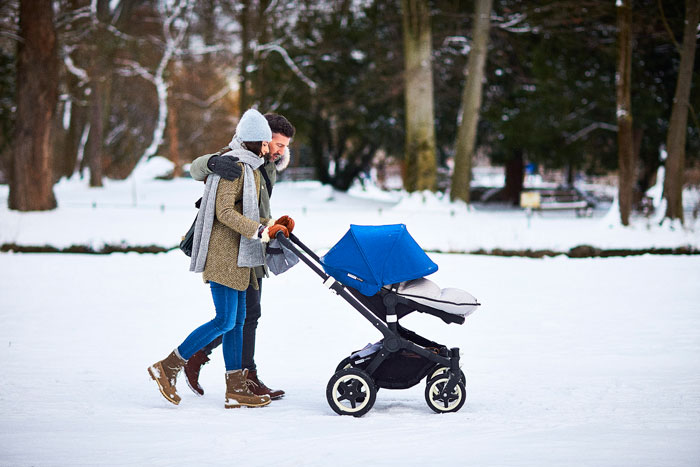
left=278, top=232, right=466, bottom=416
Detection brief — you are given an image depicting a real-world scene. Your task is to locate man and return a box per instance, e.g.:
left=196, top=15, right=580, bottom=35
left=184, top=113, right=295, bottom=400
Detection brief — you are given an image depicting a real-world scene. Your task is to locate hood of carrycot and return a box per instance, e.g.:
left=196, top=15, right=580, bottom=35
left=320, top=224, right=438, bottom=296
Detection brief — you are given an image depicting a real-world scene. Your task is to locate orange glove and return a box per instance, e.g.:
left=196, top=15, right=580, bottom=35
left=261, top=224, right=289, bottom=243
left=275, top=215, right=295, bottom=233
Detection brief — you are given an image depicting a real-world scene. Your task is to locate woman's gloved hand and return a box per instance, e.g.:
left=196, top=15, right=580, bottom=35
left=260, top=224, right=289, bottom=243
left=274, top=215, right=295, bottom=233
left=207, top=155, right=241, bottom=181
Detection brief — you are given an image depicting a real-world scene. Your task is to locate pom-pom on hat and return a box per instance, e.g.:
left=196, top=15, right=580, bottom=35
left=236, top=109, right=272, bottom=142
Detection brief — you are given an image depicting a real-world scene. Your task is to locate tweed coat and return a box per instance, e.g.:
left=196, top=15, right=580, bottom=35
left=202, top=165, right=269, bottom=291
left=190, top=148, right=290, bottom=280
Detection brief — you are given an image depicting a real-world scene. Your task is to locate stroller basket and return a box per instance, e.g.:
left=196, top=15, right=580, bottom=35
left=277, top=225, right=480, bottom=417
left=342, top=325, right=450, bottom=390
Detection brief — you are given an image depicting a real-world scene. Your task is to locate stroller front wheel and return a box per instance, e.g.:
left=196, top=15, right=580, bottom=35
left=326, top=368, right=377, bottom=417
left=424, top=373, right=466, bottom=414
left=428, top=366, right=466, bottom=385
left=335, top=357, right=354, bottom=372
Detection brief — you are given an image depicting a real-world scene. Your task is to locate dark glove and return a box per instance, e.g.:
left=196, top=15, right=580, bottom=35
left=207, top=155, right=241, bottom=181
left=261, top=224, right=289, bottom=243
left=274, top=215, right=295, bottom=233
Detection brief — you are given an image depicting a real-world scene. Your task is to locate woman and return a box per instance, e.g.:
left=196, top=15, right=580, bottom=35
left=148, top=109, right=291, bottom=408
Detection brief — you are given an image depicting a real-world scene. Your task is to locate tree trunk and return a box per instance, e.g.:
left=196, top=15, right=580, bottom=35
left=85, top=0, right=115, bottom=186
left=238, top=0, right=251, bottom=112
left=51, top=97, right=68, bottom=183
left=167, top=91, right=182, bottom=178
left=401, top=0, right=437, bottom=192
left=9, top=0, right=58, bottom=211
left=616, top=0, right=635, bottom=226
left=663, top=0, right=699, bottom=223
left=311, top=100, right=330, bottom=185
left=502, top=150, right=524, bottom=205
left=201, top=0, right=217, bottom=69
left=450, top=0, right=492, bottom=204
left=334, top=144, right=378, bottom=191
left=87, top=73, right=104, bottom=187
left=632, top=127, right=645, bottom=207
left=54, top=72, right=86, bottom=181
left=254, top=0, right=270, bottom=100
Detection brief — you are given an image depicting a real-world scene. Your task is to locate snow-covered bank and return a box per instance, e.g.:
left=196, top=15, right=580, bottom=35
left=1, top=252, right=699, bottom=466
left=1, top=173, right=699, bottom=254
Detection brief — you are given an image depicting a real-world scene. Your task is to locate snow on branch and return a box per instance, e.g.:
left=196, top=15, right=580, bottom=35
left=0, top=30, right=23, bottom=43
left=104, top=23, right=146, bottom=44
left=63, top=49, right=89, bottom=85
left=138, top=0, right=196, bottom=162
left=176, top=86, right=232, bottom=109
left=256, top=43, right=318, bottom=91
left=564, top=101, right=596, bottom=121
left=263, top=0, right=280, bottom=15
left=115, top=58, right=155, bottom=82
left=492, top=13, right=534, bottom=33
left=565, top=122, right=617, bottom=143
left=177, top=44, right=230, bottom=57
left=54, top=5, right=92, bottom=29
left=442, top=36, right=471, bottom=55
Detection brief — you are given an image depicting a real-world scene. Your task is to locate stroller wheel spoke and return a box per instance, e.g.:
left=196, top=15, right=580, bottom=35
left=327, top=368, right=377, bottom=417
left=425, top=374, right=466, bottom=414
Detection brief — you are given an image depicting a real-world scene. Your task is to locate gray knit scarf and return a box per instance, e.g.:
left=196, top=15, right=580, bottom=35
left=189, top=137, right=265, bottom=273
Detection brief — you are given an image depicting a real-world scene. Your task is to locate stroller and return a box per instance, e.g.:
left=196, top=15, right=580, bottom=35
left=276, top=224, right=480, bottom=417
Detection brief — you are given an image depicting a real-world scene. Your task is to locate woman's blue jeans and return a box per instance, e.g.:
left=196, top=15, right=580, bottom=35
left=177, top=281, right=247, bottom=371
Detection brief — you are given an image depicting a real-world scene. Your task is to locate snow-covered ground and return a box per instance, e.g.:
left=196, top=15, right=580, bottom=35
left=1, top=160, right=699, bottom=465
left=1, top=252, right=699, bottom=466
left=1, top=157, right=698, bottom=253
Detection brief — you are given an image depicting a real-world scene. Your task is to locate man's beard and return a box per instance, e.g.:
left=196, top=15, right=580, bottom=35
left=265, top=153, right=282, bottom=163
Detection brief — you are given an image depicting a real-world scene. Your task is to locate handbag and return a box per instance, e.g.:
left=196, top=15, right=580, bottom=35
left=179, top=197, right=202, bottom=257
left=265, top=237, right=299, bottom=275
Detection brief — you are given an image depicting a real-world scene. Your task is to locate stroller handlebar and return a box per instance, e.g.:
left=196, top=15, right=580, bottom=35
left=275, top=231, right=326, bottom=278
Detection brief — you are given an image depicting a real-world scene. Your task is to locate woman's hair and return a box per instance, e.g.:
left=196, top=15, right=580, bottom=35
left=242, top=141, right=264, bottom=156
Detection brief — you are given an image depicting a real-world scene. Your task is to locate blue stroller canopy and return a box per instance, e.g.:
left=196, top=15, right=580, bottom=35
left=320, top=224, right=438, bottom=296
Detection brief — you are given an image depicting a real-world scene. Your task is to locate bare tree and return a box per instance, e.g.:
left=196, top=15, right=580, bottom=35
left=9, top=0, right=59, bottom=211
left=117, top=0, right=195, bottom=167
left=401, top=0, right=437, bottom=192
left=663, top=0, right=699, bottom=224
left=450, top=0, right=493, bottom=204
left=616, top=0, right=635, bottom=226
left=55, top=0, right=142, bottom=184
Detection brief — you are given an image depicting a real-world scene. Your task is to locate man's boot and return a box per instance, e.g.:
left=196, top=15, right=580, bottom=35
left=246, top=370, right=285, bottom=400
left=183, top=350, right=210, bottom=396
left=224, top=369, right=271, bottom=408
left=148, top=349, right=187, bottom=405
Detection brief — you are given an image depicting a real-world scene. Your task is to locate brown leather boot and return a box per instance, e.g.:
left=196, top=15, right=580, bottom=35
left=148, top=349, right=186, bottom=405
left=224, top=369, right=271, bottom=408
left=246, top=369, right=285, bottom=400
left=183, top=350, right=210, bottom=396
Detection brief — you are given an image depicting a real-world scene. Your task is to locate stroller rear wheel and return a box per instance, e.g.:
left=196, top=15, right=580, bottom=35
left=326, top=368, right=377, bottom=417
left=424, top=373, right=466, bottom=414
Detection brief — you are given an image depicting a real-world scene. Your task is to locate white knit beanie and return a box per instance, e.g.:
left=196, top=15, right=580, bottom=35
left=235, top=109, right=272, bottom=142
